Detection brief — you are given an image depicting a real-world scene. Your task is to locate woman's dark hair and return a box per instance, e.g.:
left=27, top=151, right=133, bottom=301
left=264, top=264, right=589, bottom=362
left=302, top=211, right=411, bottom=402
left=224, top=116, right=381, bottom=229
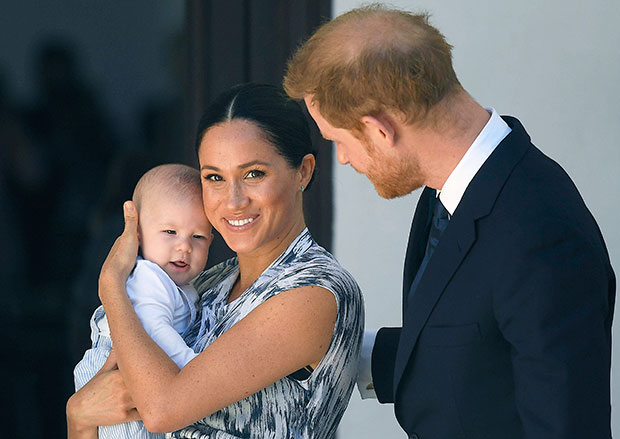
left=195, top=83, right=317, bottom=188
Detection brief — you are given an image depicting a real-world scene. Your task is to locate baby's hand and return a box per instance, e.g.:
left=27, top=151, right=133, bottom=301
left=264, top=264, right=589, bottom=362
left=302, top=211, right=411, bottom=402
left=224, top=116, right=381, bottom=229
left=99, top=201, right=139, bottom=294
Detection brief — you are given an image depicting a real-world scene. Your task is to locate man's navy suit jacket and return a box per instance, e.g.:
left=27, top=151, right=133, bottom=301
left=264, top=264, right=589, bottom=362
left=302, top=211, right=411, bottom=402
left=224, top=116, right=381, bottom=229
left=372, top=117, right=615, bottom=439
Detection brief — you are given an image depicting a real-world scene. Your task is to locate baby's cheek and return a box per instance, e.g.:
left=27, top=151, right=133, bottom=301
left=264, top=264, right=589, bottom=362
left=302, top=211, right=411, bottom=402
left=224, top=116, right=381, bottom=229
left=191, top=247, right=209, bottom=272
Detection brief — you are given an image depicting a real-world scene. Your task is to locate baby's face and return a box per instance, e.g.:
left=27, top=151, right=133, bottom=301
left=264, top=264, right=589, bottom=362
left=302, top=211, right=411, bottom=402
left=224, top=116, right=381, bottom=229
left=138, top=194, right=212, bottom=285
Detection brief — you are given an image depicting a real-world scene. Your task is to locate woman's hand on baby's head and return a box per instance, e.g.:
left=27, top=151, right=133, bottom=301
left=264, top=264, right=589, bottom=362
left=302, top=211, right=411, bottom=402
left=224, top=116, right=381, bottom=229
left=99, top=201, right=140, bottom=292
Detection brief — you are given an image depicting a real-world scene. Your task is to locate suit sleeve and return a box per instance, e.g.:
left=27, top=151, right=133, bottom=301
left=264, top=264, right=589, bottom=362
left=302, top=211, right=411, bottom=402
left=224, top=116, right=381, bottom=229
left=494, top=220, right=614, bottom=438
left=371, top=327, right=402, bottom=403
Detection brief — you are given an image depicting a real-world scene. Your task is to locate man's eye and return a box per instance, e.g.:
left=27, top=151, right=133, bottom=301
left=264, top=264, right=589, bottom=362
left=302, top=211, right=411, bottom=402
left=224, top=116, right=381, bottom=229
left=246, top=170, right=265, bottom=179
left=164, top=230, right=176, bottom=235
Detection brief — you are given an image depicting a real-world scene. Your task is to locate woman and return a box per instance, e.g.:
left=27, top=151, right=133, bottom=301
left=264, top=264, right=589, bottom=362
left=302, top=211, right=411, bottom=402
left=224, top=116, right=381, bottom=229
left=67, top=83, right=364, bottom=438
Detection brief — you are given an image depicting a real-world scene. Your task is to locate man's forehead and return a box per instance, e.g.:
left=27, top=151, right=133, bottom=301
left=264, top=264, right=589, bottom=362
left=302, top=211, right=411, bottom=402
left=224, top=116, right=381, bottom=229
left=303, top=96, right=326, bottom=123
left=318, top=130, right=330, bottom=141
left=302, top=95, right=352, bottom=142
left=303, top=94, right=314, bottom=105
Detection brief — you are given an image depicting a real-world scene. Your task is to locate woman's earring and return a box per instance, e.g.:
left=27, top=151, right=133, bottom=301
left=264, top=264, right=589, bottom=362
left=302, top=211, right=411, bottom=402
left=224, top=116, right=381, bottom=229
left=300, top=186, right=305, bottom=193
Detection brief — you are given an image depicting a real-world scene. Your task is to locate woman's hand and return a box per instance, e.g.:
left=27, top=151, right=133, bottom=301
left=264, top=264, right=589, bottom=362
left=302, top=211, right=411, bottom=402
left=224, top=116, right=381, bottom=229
left=99, top=201, right=139, bottom=298
left=67, top=350, right=140, bottom=438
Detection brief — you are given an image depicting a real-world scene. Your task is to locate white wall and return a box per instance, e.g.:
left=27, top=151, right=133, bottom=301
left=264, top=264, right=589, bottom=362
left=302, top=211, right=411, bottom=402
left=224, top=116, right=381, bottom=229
left=332, top=1, right=620, bottom=438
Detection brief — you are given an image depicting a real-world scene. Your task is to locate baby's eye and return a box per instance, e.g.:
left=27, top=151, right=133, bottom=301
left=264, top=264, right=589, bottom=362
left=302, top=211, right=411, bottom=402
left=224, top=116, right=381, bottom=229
left=246, top=169, right=265, bottom=179
left=164, top=230, right=176, bottom=235
left=193, top=234, right=205, bottom=239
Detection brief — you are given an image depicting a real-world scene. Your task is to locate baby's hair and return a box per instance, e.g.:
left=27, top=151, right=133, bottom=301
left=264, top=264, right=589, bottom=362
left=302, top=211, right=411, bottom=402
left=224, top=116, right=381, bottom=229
left=133, top=163, right=202, bottom=211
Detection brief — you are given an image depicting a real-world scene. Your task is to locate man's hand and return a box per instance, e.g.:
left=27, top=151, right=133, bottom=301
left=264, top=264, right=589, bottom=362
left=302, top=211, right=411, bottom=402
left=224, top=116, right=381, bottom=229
left=99, top=201, right=139, bottom=296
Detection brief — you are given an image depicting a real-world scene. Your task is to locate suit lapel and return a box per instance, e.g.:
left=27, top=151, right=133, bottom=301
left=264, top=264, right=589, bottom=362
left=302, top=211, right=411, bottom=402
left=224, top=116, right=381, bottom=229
left=393, top=116, right=534, bottom=395
left=393, top=208, right=477, bottom=390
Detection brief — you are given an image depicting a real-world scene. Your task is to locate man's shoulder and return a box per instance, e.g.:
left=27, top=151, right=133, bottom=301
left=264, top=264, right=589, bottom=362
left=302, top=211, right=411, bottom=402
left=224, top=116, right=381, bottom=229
left=467, top=136, right=602, bottom=253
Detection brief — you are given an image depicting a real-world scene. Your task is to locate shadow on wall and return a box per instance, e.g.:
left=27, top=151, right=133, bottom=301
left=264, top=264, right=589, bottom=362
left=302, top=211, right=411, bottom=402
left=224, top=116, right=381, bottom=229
left=0, top=31, right=188, bottom=436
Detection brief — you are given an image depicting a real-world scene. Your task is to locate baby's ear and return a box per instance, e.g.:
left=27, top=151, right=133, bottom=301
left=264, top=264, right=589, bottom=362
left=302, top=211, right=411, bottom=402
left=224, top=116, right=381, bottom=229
left=135, top=222, right=143, bottom=245
left=136, top=228, right=144, bottom=258
left=205, top=227, right=214, bottom=243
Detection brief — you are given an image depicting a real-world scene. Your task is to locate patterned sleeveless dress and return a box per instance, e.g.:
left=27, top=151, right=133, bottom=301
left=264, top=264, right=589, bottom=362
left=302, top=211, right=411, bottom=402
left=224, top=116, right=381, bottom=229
left=168, top=229, right=364, bottom=439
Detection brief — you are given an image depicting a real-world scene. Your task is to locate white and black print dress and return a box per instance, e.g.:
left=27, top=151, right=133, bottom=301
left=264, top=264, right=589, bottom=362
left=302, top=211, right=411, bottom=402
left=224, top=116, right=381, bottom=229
left=168, top=228, right=364, bottom=439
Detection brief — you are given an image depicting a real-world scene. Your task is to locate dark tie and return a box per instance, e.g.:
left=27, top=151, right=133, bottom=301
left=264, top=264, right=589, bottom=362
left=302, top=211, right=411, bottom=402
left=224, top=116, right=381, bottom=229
left=407, top=196, right=450, bottom=304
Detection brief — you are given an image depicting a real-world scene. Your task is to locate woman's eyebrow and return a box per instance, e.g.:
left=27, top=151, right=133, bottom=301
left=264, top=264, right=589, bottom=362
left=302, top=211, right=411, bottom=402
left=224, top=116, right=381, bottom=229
left=238, top=160, right=270, bottom=168
left=201, top=160, right=270, bottom=172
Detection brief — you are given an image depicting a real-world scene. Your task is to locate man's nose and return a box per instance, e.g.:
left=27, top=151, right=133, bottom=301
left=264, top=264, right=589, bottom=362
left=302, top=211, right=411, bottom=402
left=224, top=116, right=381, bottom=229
left=336, top=144, right=349, bottom=165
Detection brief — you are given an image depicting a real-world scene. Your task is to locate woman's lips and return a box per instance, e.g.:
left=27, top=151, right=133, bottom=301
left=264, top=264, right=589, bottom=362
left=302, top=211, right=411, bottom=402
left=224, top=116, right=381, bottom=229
left=227, top=217, right=255, bottom=226
left=225, top=215, right=258, bottom=230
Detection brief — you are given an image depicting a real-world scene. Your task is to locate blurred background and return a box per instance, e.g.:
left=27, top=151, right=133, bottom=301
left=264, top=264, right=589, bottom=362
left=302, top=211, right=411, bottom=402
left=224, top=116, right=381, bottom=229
left=2, top=1, right=619, bottom=438
left=0, top=1, right=332, bottom=437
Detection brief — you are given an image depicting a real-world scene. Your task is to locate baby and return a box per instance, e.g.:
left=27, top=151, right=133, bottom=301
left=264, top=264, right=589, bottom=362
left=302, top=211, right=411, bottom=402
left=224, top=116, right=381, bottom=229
left=73, top=163, right=212, bottom=439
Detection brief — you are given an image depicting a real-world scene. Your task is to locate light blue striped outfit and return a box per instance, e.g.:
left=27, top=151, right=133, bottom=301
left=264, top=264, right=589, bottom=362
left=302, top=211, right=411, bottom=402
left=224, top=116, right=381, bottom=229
left=169, top=228, right=364, bottom=439
left=74, top=258, right=199, bottom=439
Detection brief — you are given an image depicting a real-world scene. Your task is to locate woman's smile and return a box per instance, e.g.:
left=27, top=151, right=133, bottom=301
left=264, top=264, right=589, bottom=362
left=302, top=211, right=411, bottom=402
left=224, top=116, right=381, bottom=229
left=226, top=216, right=258, bottom=228
left=199, top=119, right=306, bottom=259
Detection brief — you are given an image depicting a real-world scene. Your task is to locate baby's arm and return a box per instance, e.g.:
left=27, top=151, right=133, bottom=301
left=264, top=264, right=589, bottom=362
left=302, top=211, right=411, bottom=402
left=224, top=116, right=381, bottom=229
left=127, top=260, right=198, bottom=368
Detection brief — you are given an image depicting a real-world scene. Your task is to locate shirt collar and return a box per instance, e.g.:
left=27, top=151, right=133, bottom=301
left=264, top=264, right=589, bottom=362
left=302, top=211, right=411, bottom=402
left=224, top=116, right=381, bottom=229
left=438, top=107, right=511, bottom=215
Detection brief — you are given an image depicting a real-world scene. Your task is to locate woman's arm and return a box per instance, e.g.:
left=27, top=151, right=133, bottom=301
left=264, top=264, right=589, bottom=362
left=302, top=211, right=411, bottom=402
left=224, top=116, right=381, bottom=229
left=66, top=351, right=140, bottom=439
left=100, top=203, right=338, bottom=433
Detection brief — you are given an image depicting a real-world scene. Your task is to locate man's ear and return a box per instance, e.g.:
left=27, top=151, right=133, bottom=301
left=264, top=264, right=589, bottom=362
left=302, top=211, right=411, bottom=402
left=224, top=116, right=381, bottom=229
left=361, top=114, right=396, bottom=148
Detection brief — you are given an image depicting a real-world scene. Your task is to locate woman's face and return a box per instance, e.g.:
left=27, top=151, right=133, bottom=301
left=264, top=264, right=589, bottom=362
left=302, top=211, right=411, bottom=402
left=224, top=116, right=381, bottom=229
left=198, top=119, right=309, bottom=259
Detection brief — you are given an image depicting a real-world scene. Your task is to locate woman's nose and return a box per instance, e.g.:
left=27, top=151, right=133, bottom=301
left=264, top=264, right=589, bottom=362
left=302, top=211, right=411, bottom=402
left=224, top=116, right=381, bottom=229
left=226, top=181, right=249, bottom=209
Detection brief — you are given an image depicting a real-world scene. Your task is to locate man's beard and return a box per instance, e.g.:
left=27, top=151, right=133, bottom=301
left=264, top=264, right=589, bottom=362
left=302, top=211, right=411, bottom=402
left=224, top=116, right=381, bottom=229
left=363, top=139, right=424, bottom=199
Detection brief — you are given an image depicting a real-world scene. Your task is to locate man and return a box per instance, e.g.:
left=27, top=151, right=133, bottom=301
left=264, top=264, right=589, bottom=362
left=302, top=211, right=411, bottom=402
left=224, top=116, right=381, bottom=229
left=284, top=5, right=615, bottom=439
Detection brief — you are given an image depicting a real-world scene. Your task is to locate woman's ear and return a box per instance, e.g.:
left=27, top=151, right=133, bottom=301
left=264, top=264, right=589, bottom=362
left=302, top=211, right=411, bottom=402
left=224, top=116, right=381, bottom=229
left=361, top=113, right=396, bottom=148
left=298, top=153, right=316, bottom=189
